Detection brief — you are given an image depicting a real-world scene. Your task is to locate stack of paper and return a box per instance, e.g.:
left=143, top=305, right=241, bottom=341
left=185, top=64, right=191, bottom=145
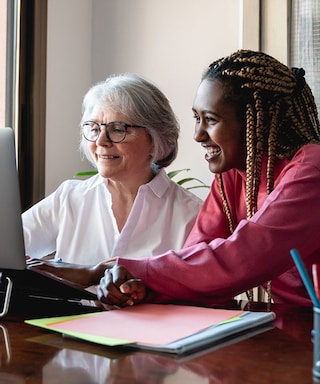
left=26, top=304, right=275, bottom=354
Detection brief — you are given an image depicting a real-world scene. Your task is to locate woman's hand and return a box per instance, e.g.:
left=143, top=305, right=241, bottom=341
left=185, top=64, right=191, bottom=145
left=26, top=257, right=112, bottom=288
left=97, top=265, right=146, bottom=307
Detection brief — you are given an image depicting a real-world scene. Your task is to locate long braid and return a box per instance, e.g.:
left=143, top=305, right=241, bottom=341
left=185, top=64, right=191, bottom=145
left=251, top=90, right=265, bottom=218
left=245, top=102, right=256, bottom=219
left=217, top=174, right=234, bottom=234
left=266, top=101, right=281, bottom=193
left=203, top=49, right=320, bottom=304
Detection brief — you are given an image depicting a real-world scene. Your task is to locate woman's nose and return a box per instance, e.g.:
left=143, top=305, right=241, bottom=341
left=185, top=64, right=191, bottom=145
left=96, top=129, right=112, bottom=146
left=194, top=125, right=208, bottom=143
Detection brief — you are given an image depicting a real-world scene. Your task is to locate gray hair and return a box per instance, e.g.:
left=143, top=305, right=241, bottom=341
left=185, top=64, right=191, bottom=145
left=79, top=73, right=179, bottom=169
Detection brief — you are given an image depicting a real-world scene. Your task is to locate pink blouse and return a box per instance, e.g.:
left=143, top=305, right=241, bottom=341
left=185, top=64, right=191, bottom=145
left=118, top=144, right=320, bottom=307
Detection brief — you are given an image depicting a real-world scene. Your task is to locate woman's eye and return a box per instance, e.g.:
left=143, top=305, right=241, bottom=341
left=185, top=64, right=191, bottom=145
left=192, top=114, right=200, bottom=122
left=206, top=116, right=216, bottom=123
left=112, top=128, right=125, bottom=135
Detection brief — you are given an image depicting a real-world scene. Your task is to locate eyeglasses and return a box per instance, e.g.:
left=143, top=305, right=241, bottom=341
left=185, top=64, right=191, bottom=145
left=82, top=121, right=146, bottom=143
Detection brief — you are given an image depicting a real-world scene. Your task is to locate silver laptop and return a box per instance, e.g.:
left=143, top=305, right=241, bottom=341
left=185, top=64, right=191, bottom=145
left=0, top=127, right=97, bottom=316
left=0, top=127, right=26, bottom=270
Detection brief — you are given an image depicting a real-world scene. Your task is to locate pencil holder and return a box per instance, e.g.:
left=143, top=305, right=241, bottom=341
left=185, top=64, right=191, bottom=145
left=313, top=307, right=320, bottom=379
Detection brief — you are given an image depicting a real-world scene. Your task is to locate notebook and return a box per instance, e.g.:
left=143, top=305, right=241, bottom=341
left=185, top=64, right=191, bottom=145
left=0, top=127, right=97, bottom=316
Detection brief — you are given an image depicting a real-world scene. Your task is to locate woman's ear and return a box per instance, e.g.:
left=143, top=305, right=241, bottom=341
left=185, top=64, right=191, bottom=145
left=149, top=143, right=155, bottom=159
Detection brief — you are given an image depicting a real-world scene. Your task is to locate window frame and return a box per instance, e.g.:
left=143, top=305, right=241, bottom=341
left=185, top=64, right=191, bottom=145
left=6, top=0, right=47, bottom=210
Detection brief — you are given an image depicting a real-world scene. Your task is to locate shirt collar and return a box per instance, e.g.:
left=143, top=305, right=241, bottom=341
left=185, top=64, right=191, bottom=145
left=84, top=168, right=171, bottom=197
left=139, top=168, right=171, bottom=198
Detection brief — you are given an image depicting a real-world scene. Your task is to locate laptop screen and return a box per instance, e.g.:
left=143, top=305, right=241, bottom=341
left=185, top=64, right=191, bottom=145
left=0, top=129, right=99, bottom=316
left=0, top=127, right=26, bottom=270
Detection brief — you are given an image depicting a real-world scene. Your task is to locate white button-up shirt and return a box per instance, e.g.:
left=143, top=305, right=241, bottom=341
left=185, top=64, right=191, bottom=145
left=22, top=169, right=203, bottom=265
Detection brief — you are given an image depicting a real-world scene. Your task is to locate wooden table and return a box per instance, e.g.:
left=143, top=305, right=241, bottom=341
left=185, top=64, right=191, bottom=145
left=0, top=299, right=316, bottom=383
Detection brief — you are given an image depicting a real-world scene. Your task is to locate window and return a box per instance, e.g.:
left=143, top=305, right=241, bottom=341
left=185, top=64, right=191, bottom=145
left=290, top=0, right=320, bottom=113
left=0, top=0, right=47, bottom=210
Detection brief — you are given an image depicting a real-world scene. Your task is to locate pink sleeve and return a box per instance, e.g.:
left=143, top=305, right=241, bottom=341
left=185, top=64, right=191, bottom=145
left=118, top=157, right=320, bottom=306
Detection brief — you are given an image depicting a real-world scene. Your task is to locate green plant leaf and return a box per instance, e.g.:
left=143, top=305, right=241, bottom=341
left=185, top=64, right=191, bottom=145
left=167, top=168, right=191, bottom=179
left=75, top=171, right=98, bottom=177
left=186, top=185, right=210, bottom=190
left=177, top=177, right=209, bottom=187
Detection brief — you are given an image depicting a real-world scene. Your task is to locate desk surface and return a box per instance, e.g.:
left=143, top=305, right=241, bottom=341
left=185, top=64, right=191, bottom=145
left=0, top=300, right=315, bottom=384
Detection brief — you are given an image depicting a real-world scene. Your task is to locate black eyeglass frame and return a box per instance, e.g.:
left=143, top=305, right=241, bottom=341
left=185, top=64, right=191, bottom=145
left=82, top=121, right=147, bottom=143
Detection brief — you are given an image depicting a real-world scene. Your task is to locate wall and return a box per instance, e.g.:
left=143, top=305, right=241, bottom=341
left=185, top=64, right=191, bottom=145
left=46, top=0, right=93, bottom=196
left=46, top=0, right=242, bottom=199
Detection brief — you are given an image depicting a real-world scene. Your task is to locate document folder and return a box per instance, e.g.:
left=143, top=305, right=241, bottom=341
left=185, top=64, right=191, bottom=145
left=26, top=304, right=275, bottom=355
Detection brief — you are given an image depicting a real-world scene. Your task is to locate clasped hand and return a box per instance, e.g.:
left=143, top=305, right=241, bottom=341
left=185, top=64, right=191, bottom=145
left=97, top=265, right=147, bottom=307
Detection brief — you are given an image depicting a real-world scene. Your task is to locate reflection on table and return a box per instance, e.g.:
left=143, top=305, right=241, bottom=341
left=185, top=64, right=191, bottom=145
left=0, top=300, right=314, bottom=384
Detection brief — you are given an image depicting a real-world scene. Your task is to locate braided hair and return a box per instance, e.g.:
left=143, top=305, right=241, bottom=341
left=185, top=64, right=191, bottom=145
left=203, top=49, right=320, bottom=227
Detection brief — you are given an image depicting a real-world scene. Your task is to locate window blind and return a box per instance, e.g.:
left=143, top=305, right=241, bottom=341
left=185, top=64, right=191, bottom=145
left=290, top=0, right=320, bottom=114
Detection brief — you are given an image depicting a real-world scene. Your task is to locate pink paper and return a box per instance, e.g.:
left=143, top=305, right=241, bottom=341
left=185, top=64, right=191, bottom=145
left=47, top=304, right=243, bottom=345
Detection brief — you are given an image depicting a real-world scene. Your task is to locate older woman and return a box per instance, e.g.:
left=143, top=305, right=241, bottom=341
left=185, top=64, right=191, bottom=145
left=23, top=74, right=202, bottom=266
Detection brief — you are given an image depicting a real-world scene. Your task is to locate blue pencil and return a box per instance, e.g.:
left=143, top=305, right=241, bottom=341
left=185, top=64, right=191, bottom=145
left=290, top=248, right=320, bottom=308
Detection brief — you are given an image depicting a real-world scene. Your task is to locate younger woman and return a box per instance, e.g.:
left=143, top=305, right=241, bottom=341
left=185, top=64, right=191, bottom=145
left=98, top=50, right=320, bottom=308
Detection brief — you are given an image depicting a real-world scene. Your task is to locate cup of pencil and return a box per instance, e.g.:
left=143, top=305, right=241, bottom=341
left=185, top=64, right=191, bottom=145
left=313, top=306, right=320, bottom=380
left=313, top=265, right=320, bottom=380
left=290, top=250, right=320, bottom=380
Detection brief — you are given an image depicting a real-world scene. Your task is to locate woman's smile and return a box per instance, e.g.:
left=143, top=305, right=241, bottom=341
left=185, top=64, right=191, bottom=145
left=203, top=143, right=222, bottom=162
left=97, top=154, right=120, bottom=160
